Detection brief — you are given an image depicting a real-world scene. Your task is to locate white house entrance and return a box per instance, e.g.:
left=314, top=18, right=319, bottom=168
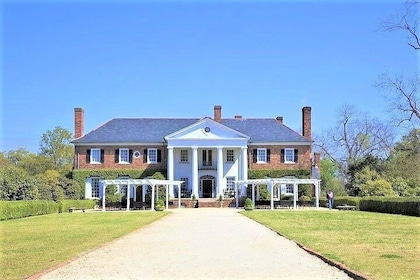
left=200, top=176, right=215, bottom=198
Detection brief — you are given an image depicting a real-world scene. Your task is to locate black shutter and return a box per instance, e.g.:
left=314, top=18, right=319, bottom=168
left=253, top=149, right=257, bottom=163
left=267, top=149, right=271, bottom=162
left=129, top=149, right=133, bottom=163
left=86, top=149, right=91, bottom=163
left=294, top=149, right=298, bottom=163
left=100, top=149, right=104, bottom=163
left=280, top=149, right=285, bottom=163
left=157, top=149, right=162, bottom=162
left=115, top=149, right=119, bottom=163
left=143, top=149, right=147, bottom=163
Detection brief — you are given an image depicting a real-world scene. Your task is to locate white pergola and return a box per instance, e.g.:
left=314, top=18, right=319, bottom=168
left=234, top=178, right=321, bottom=210
left=99, top=179, right=184, bottom=211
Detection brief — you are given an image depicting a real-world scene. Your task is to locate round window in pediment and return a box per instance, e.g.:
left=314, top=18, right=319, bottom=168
left=204, top=127, right=211, bottom=133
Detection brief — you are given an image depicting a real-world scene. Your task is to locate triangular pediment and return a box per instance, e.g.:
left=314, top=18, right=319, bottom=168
left=165, top=118, right=249, bottom=140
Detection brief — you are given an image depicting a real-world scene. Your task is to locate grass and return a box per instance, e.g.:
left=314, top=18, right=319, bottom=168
left=241, top=210, right=420, bottom=280
left=0, top=211, right=168, bottom=280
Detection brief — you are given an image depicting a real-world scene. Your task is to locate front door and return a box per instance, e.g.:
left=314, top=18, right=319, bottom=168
left=202, top=180, right=213, bottom=198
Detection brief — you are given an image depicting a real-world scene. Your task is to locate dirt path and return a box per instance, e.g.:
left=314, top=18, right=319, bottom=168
left=35, top=208, right=354, bottom=280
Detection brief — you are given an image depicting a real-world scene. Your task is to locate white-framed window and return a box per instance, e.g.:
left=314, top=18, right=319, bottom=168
left=286, top=184, right=294, bottom=193
left=226, top=150, right=234, bottom=162
left=226, top=177, right=235, bottom=192
left=180, top=150, right=189, bottom=162
left=148, top=148, right=157, bottom=164
left=257, top=148, right=267, bottom=163
left=91, top=177, right=100, bottom=198
left=90, top=148, right=101, bottom=164
left=119, top=148, right=129, bottom=164
left=284, top=148, right=295, bottom=163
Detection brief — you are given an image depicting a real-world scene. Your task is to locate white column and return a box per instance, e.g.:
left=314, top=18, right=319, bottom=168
left=151, top=184, right=155, bottom=211
left=126, top=184, right=130, bottom=211
left=252, top=184, right=255, bottom=203
left=165, top=185, right=169, bottom=209
left=235, top=182, right=239, bottom=208
left=315, top=181, right=320, bottom=209
left=240, top=148, right=248, bottom=196
left=178, top=183, right=181, bottom=209
left=167, top=147, right=174, bottom=198
left=102, top=183, right=106, bottom=212
left=293, top=183, right=298, bottom=209
left=142, top=185, right=146, bottom=203
left=217, top=147, right=223, bottom=197
left=270, top=181, right=274, bottom=210
left=191, top=147, right=199, bottom=198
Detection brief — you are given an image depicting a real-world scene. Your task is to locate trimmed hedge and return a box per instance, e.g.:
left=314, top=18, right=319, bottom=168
left=0, top=199, right=97, bottom=220
left=57, top=199, right=97, bottom=213
left=0, top=200, right=58, bottom=220
left=359, top=197, right=420, bottom=217
left=248, top=169, right=310, bottom=179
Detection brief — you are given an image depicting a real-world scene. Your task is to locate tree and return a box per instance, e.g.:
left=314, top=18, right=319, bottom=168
left=315, top=104, right=394, bottom=177
left=39, top=126, right=73, bottom=172
left=377, top=1, right=419, bottom=126
left=319, top=158, right=346, bottom=196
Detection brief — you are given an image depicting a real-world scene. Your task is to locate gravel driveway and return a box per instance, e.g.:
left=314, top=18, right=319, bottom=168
left=34, top=208, right=354, bottom=280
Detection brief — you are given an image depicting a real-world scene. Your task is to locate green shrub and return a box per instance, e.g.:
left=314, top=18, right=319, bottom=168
left=244, top=198, right=254, bottom=210
left=360, top=196, right=420, bottom=216
left=57, top=199, right=96, bottom=213
left=0, top=200, right=58, bottom=220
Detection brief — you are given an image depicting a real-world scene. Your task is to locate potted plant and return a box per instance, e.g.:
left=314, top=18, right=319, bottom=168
left=155, top=199, right=165, bottom=211
left=244, top=198, right=254, bottom=211
left=218, top=194, right=223, bottom=208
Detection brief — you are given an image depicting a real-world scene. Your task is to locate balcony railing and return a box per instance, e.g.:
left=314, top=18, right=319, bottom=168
left=199, top=160, right=217, bottom=170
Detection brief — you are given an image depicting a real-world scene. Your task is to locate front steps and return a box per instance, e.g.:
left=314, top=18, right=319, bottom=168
left=169, top=197, right=245, bottom=208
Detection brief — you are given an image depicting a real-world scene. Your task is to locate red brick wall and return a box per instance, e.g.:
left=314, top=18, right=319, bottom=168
left=74, top=144, right=312, bottom=171
left=248, top=145, right=312, bottom=170
left=74, top=145, right=166, bottom=170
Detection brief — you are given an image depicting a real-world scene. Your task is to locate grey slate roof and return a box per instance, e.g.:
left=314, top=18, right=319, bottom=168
left=72, top=118, right=311, bottom=144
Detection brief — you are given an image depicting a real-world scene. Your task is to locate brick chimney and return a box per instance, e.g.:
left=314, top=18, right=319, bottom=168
left=234, top=115, right=242, bottom=119
left=276, top=116, right=283, bottom=124
left=302, top=106, right=311, bottom=139
left=313, top=152, right=320, bottom=167
left=214, top=105, right=222, bottom=123
left=74, top=108, right=84, bottom=139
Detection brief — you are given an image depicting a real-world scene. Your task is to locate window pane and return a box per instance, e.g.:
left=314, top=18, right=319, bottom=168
left=181, top=150, right=188, bottom=162
left=148, top=149, right=157, bottom=163
left=227, top=150, right=234, bottom=162
left=120, top=149, right=129, bottom=163
left=92, top=178, right=100, bottom=197
left=285, top=149, right=294, bottom=162
left=257, top=148, right=266, bottom=162
left=91, top=148, right=101, bottom=163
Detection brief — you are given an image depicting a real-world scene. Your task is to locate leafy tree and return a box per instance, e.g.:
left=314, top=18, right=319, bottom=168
left=39, top=126, right=73, bottom=172
left=36, top=170, right=65, bottom=201
left=0, top=165, right=39, bottom=200
left=319, top=158, right=346, bottom=196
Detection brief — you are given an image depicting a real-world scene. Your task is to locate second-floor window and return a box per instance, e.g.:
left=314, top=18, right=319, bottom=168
left=257, top=148, right=267, bottom=163
left=180, top=150, right=189, bottom=162
left=119, top=148, right=129, bottom=163
left=282, top=148, right=298, bottom=163
left=148, top=148, right=157, bottom=164
left=90, top=148, right=101, bottom=164
left=226, top=150, right=234, bottom=162
left=202, top=150, right=213, bottom=166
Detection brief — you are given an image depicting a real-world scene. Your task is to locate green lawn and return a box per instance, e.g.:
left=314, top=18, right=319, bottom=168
left=241, top=210, right=420, bottom=280
left=0, top=211, right=168, bottom=280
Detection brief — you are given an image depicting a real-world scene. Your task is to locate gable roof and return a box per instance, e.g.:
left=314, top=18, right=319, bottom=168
left=72, top=117, right=311, bottom=144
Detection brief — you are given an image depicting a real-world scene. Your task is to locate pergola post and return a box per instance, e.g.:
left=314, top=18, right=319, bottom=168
left=293, top=183, right=298, bottom=209
left=178, top=183, right=181, bottom=209
left=126, top=184, right=130, bottom=211
left=151, top=183, right=155, bottom=211
left=315, top=181, right=320, bottom=209
left=251, top=184, right=255, bottom=203
left=165, top=184, right=169, bottom=210
left=102, top=183, right=106, bottom=212
left=270, top=181, right=274, bottom=210
left=235, top=182, right=238, bottom=208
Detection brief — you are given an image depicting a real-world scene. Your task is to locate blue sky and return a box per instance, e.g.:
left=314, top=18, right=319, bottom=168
left=1, top=0, right=417, bottom=153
